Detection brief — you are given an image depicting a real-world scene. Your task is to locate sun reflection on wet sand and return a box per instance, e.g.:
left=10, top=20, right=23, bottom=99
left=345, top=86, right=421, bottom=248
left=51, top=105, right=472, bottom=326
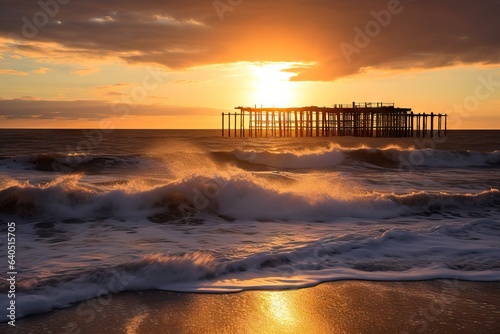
left=256, top=290, right=336, bottom=334
left=8, top=282, right=500, bottom=334
left=264, top=293, right=295, bottom=325
left=124, top=312, right=149, bottom=334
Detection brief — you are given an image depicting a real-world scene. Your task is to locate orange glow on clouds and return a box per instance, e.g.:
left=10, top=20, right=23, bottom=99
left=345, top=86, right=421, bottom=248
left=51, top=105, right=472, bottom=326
left=0, top=0, right=499, bottom=129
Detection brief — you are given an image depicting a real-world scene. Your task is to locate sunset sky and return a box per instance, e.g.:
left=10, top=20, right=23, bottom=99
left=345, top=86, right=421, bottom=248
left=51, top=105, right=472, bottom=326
left=1, top=0, right=499, bottom=129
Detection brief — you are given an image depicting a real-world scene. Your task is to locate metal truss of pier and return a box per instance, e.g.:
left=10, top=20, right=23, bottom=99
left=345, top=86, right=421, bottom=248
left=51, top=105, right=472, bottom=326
left=222, top=103, right=447, bottom=138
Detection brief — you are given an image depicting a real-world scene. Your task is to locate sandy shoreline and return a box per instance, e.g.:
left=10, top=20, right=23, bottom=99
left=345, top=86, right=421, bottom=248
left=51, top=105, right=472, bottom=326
left=2, top=280, right=500, bottom=333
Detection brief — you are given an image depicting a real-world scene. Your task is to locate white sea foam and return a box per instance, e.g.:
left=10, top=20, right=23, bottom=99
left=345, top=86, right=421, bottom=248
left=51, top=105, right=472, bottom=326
left=2, top=219, right=499, bottom=321
left=1, top=173, right=498, bottom=220
left=232, top=146, right=500, bottom=169
left=2, top=147, right=498, bottom=173
left=233, top=146, right=346, bottom=168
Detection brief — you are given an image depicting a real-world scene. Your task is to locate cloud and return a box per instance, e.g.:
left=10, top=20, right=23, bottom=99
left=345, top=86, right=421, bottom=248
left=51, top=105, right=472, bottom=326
left=17, top=96, right=41, bottom=101
left=90, top=83, right=133, bottom=99
left=172, top=79, right=203, bottom=84
left=1, top=0, right=499, bottom=81
left=0, top=98, right=222, bottom=120
left=90, top=15, right=116, bottom=24
left=0, top=69, right=29, bottom=76
left=32, top=67, right=54, bottom=74
left=72, top=67, right=101, bottom=76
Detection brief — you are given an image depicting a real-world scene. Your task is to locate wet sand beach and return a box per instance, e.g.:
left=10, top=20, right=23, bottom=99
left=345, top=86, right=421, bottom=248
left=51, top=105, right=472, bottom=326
left=3, top=280, right=500, bottom=334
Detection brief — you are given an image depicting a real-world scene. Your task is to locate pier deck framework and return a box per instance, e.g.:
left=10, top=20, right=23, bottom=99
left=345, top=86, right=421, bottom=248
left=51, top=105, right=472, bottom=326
left=222, top=102, right=447, bottom=138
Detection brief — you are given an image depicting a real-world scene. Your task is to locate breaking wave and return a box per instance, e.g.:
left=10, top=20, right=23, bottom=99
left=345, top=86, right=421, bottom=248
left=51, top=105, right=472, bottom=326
left=1, top=147, right=498, bottom=173
left=231, top=146, right=500, bottom=169
left=0, top=153, right=156, bottom=173
left=1, top=174, right=498, bottom=220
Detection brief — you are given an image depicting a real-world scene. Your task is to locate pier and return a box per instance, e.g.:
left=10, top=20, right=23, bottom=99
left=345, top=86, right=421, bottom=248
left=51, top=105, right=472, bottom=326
left=221, top=103, right=447, bottom=138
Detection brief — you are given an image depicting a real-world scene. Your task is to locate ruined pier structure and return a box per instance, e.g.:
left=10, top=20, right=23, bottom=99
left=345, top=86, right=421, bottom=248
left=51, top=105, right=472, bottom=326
left=222, top=102, right=447, bottom=138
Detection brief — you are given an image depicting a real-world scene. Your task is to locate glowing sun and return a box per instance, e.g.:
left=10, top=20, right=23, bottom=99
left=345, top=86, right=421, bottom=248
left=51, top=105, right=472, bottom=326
left=251, top=63, right=296, bottom=107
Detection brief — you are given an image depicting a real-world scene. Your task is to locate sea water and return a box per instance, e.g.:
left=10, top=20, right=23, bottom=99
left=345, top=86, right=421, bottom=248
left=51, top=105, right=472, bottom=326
left=0, top=129, right=499, bottom=320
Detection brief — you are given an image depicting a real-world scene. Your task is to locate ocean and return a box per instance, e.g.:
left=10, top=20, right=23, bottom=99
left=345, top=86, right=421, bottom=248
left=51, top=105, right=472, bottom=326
left=1, top=129, right=499, bottom=321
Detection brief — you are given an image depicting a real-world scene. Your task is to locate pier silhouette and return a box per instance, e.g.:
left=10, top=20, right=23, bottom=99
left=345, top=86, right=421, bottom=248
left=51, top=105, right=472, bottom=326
left=222, top=103, right=447, bottom=138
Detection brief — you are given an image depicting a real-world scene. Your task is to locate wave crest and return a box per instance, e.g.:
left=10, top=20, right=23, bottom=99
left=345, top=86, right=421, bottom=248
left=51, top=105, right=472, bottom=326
left=1, top=174, right=498, bottom=220
left=231, top=146, right=500, bottom=169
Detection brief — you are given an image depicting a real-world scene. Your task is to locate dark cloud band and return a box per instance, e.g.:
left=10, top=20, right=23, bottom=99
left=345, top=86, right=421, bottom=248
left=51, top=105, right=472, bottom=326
left=2, top=0, right=499, bottom=81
